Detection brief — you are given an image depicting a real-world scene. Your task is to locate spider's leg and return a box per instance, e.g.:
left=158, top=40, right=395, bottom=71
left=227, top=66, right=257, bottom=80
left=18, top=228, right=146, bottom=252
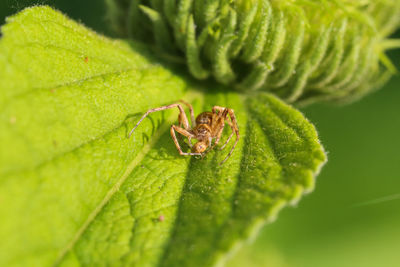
left=179, top=100, right=198, bottom=147
left=177, top=100, right=195, bottom=147
left=219, top=108, right=240, bottom=165
left=211, top=106, right=235, bottom=150
left=179, top=100, right=196, bottom=127
left=212, top=106, right=229, bottom=115
left=210, top=124, right=225, bottom=151
left=185, top=136, right=194, bottom=148
left=128, top=103, right=190, bottom=137
left=219, top=120, right=234, bottom=150
left=170, top=125, right=201, bottom=156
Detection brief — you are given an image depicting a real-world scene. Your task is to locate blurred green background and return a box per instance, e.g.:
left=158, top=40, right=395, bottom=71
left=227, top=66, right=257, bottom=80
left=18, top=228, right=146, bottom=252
left=1, top=1, right=399, bottom=267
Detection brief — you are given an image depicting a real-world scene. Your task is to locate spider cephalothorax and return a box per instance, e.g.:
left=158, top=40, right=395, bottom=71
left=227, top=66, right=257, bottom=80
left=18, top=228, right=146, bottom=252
left=129, top=100, right=239, bottom=164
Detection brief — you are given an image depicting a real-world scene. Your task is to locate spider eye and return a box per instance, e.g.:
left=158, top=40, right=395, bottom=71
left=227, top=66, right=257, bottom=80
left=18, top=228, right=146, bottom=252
left=197, top=118, right=208, bottom=124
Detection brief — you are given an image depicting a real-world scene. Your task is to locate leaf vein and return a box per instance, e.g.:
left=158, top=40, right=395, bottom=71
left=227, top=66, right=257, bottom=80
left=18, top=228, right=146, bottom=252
left=53, top=115, right=176, bottom=266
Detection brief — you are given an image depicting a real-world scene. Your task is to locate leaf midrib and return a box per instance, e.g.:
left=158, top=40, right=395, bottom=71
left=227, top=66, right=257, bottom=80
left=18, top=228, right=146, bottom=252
left=53, top=90, right=201, bottom=266
left=52, top=112, right=176, bottom=266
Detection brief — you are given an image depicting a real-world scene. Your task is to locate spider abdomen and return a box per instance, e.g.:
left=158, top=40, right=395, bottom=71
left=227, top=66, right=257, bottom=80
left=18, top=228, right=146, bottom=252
left=195, top=112, right=213, bottom=125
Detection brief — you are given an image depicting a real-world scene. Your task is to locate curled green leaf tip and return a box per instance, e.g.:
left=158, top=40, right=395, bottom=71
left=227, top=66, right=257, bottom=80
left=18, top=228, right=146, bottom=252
left=107, top=0, right=400, bottom=104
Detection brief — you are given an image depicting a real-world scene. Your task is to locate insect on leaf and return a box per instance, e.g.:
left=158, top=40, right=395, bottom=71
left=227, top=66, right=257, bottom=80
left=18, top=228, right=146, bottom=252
left=0, top=6, right=326, bottom=267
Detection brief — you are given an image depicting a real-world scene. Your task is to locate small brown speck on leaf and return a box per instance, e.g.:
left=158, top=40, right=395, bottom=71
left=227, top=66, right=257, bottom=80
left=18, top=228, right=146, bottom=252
left=158, top=215, right=165, bottom=222
left=9, top=116, right=16, bottom=124
left=84, top=56, right=89, bottom=63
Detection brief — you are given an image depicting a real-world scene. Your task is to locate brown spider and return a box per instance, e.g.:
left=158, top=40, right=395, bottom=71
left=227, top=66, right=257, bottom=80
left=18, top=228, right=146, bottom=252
left=128, top=100, right=239, bottom=165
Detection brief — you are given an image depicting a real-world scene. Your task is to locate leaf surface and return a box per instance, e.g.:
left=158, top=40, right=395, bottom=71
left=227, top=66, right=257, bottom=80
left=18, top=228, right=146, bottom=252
left=0, top=6, right=326, bottom=267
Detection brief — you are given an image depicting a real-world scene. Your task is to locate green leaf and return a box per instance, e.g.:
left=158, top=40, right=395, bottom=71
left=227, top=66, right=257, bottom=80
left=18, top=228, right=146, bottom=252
left=0, top=6, right=326, bottom=267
